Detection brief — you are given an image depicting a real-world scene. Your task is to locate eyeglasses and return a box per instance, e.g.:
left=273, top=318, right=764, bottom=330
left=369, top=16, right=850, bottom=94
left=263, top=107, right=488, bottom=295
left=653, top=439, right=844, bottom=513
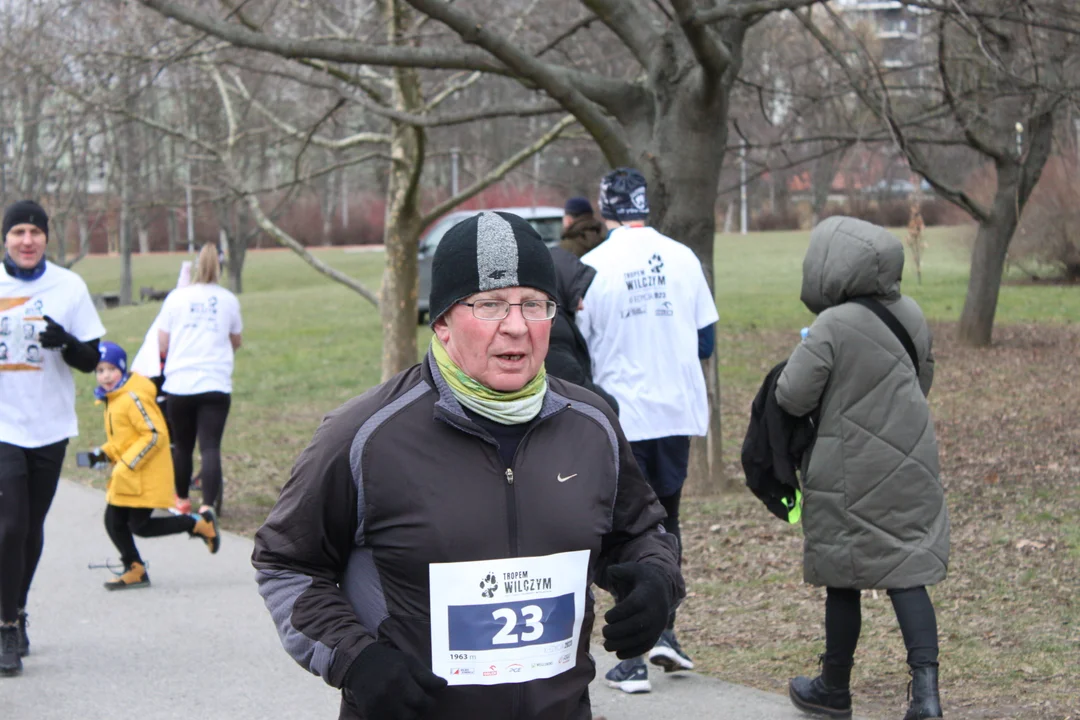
left=458, top=299, right=557, bottom=321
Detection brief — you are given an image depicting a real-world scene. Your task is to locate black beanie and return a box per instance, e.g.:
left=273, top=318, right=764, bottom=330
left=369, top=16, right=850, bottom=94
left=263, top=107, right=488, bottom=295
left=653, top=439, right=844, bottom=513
left=3, top=200, right=49, bottom=241
left=429, top=211, right=557, bottom=324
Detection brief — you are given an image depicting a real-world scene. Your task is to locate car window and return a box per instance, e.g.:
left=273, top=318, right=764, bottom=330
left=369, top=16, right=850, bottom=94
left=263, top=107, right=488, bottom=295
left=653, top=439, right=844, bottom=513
left=528, top=217, right=562, bottom=245
left=419, top=216, right=464, bottom=255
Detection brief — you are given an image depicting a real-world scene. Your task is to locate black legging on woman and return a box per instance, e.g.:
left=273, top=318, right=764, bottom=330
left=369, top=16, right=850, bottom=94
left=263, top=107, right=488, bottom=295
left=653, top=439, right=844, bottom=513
left=168, top=392, right=231, bottom=509
left=0, top=441, right=66, bottom=623
left=824, top=586, right=940, bottom=669
left=103, top=506, right=196, bottom=567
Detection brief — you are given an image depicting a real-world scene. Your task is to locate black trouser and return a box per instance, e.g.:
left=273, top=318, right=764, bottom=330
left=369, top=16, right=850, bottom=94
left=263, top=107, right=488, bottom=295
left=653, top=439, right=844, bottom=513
left=103, top=505, right=196, bottom=567
left=824, top=586, right=940, bottom=669
left=0, top=440, right=67, bottom=622
left=631, top=437, right=690, bottom=632
left=168, top=392, right=231, bottom=509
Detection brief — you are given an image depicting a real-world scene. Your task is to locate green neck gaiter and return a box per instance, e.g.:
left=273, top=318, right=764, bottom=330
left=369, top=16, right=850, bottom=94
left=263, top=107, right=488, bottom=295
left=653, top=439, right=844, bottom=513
left=431, top=338, right=547, bottom=425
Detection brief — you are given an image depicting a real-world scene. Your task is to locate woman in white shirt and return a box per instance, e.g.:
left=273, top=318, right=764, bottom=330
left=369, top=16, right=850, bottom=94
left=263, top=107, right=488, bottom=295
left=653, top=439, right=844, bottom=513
left=158, top=245, right=242, bottom=516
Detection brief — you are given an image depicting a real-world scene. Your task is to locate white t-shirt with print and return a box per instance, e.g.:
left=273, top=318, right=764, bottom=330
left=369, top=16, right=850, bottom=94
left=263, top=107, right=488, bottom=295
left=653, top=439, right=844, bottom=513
left=160, top=283, right=242, bottom=395
left=0, top=262, right=107, bottom=448
left=577, top=226, right=719, bottom=442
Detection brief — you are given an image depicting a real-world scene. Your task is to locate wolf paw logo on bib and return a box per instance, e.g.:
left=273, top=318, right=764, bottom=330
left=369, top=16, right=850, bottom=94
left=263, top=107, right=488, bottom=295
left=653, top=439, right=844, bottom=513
left=430, top=550, right=589, bottom=686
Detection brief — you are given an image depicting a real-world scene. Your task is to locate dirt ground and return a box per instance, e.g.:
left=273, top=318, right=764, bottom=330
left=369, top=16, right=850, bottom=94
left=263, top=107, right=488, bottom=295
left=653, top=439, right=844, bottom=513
left=663, top=322, right=1080, bottom=720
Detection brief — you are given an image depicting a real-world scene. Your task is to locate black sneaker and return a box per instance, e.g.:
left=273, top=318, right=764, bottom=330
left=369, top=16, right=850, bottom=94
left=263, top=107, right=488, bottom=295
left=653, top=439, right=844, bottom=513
left=604, top=656, right=651, bottom=694
left=16, top=610, right=28, bottom=657
left=648, top=629, right=695, bottom=672
left=0, top=625, right=22, bottom=677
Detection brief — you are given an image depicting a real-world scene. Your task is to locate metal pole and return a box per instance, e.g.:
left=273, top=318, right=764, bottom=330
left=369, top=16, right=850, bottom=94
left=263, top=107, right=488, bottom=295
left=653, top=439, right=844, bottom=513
left=740, top=137, right=748, bottom=235
left=185, top=163, right=195, bottom=253
left=450, top=147, right=460, bottom=196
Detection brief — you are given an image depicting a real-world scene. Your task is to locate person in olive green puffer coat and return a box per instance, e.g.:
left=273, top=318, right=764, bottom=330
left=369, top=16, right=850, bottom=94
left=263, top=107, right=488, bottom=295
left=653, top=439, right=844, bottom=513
left=776, top=216, right=948, bottom=720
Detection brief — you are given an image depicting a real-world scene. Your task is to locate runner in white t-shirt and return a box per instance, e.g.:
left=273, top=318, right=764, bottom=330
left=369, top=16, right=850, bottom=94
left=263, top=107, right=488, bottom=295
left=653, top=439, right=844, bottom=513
left=576, top=169, right=719, bottom=694
left=0, top=201, right=106, bottom=677
left=158, top=244, right=242, bottom=517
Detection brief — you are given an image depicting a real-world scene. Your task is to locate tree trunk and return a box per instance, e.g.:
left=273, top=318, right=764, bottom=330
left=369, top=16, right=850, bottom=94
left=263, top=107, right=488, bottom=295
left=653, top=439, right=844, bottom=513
left=958, top=114, right=1054, bottom=347
left=380, top=0, right=426, bottom=382
left=642, top=74, right=733, bottom=494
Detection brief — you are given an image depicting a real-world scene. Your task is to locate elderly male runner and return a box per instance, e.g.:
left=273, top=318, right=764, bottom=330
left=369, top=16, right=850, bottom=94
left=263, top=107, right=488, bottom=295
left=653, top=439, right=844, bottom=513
left=254, top=211, right=683, bottom=720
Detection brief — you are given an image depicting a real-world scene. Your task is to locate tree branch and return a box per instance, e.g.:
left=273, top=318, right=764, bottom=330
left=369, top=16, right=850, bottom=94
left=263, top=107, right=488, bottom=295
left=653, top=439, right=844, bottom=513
left=798, top=8, right=991, bottom=223
left=402, top=0, right=632, bottom=165
left=579, top=0, right=661, bottom=70
left=138, top=0, right=507, bottom=73
left=536, top=14, right=600, bottom=57
left=694, top=0, right=825, bottom=25
left=239, top=191, right=380, bottom=306
left=670, top=0, right=732, bottom=80
left=935, top=18, right=1005, bottom=163
left=421, top=115, right=577, bottom=226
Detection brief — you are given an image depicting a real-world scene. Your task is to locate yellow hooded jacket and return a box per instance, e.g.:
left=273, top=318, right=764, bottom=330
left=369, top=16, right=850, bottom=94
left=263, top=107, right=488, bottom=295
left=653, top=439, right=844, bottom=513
left=100, top=373, right=175, bottom=509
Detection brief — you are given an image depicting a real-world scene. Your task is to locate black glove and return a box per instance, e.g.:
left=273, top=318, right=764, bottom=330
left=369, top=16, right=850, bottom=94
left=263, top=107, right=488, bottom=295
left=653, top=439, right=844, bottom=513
left=39, top=315, right=75, bottom=350
left=343, top=642, right=447, bottom=720
left=90, top=449, right=109, bottom=467
left=602, top=563, right=673, bottom=659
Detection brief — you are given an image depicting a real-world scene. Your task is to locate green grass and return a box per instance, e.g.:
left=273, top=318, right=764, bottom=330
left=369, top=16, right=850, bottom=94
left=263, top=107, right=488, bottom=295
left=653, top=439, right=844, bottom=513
left=714, top=226, right=1079, bottom=332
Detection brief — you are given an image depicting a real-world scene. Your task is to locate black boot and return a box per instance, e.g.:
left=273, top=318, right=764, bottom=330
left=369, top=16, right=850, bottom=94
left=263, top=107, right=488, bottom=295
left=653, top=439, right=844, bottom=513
left=904, top=666, right=943, bottom=720
left=789, top=661, right=853, bottom=718
left=0, top=625, right=21, bottom=677
left=16, top=610, right=29, bottom=657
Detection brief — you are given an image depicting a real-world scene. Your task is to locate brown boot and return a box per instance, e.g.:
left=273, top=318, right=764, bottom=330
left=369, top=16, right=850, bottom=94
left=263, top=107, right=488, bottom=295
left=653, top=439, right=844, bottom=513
left=191, top=509, right=221, bottom=554
left=104, top=561, right=150, bottom=591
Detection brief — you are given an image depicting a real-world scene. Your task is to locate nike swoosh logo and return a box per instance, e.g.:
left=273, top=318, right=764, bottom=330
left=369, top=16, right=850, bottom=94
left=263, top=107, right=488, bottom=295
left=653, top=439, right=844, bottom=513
left=557, top=473, right=578, bottom=483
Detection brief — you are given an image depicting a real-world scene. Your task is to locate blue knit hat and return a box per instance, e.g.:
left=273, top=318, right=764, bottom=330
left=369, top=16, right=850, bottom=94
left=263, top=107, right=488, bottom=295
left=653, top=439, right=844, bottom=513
left=598, top=168, right=649, bottom=222
left=95, top=342, right=129, bottom=400
left=97, top=341, right=127, bottom=372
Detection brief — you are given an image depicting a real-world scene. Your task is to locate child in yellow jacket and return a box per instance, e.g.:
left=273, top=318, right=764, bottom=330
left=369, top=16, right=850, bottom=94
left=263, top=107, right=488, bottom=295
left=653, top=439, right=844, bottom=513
left=87, top=342, right=219, bottom=590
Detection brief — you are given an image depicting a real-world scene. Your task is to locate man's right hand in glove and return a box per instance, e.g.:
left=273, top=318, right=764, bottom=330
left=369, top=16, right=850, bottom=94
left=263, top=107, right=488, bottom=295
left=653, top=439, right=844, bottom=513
left=343, top=642, right=447, bottom=720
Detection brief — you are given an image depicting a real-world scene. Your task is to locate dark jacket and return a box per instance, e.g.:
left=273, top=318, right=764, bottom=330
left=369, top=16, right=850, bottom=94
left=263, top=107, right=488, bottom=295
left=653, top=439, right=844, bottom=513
left=560, top=215, right=606, bottom=258
left=776, top=216, right=948, bottom=590
left=253, top=352, right=682, bottom=720
left=547, top=247, right=619, bottom=414
left=741, top=361, right=815, bottom=521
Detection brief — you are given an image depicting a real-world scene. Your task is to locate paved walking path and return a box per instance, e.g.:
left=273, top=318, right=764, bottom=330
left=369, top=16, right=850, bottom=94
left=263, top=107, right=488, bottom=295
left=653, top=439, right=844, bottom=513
left=7, top=481, right=863, bottom=719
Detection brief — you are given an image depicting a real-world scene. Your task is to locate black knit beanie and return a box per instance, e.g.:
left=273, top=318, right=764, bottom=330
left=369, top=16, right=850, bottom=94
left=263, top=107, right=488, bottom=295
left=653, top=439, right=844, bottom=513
left=3, top=200, right=49, bottom=241
left=429, top=211, right=557, bottom=324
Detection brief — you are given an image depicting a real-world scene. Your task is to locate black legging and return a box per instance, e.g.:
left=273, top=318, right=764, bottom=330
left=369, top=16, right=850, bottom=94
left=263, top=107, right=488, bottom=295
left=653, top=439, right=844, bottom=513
left=824, top=586, right=940, bottom=669
left=0, top=440, right=67, bottom=622
left=103, top=505, right=196, bottom=567
left=168, top=392, right=231, bottom=509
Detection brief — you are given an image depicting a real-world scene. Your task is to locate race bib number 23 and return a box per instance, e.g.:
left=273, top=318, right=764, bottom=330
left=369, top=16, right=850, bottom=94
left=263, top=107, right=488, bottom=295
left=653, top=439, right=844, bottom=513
left=429, top=550, right=589, bottom=686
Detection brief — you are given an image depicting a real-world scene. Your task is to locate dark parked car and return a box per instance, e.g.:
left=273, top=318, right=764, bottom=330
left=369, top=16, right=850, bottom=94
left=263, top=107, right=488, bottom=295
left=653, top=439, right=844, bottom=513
left=416, top=206, right=564, bottom=323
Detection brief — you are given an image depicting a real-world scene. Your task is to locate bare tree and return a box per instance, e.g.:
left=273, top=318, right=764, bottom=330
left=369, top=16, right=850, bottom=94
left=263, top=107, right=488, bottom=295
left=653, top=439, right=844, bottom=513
left=801, top=0, right=1080, bottom=346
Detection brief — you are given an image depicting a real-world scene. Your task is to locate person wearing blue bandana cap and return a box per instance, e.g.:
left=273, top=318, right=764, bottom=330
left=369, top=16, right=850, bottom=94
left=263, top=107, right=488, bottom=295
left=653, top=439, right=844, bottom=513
left=88, top=341, right=220, bottom=593
left=1, top=200, right=106, bottom=677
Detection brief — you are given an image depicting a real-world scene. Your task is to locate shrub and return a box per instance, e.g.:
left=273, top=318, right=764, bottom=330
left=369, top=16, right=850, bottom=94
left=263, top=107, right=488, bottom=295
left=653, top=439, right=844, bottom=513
left=750, top=207, right=802, bottom=231
left=1010, top=155, right=1080, bottom=282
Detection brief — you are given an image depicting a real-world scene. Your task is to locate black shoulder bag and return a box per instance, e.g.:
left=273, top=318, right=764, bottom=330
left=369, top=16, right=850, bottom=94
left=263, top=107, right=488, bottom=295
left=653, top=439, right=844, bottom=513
left=848, top=296, right=920, bottom=377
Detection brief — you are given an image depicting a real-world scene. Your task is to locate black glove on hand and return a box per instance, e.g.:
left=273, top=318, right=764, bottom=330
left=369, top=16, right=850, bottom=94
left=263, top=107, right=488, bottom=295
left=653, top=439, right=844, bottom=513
left=602, top=562, right=673, bottom=659
left=38, top=315, right=75, bottom=350
left=344, top=642, right=447, bottom=720
left=90, top=449, right=109, bottom=467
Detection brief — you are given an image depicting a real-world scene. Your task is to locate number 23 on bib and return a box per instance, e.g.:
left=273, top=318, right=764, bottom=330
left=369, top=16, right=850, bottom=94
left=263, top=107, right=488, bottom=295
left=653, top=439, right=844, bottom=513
left=429, top=550, right=589, bottom=686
